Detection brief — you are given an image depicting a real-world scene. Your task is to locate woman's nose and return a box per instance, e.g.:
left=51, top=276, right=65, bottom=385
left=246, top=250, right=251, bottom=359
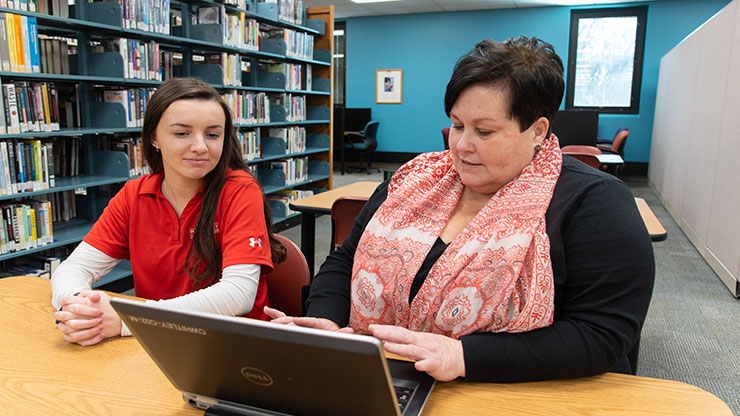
left=191, top=133, right=208, bottom=152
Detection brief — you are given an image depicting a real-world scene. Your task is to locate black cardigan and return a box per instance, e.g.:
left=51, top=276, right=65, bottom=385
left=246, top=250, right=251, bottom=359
left=306, top=156, right=655, bottom=382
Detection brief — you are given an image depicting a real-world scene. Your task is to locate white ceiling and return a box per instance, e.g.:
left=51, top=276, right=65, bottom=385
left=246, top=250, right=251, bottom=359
left=302, top=0, right=666, bottom=18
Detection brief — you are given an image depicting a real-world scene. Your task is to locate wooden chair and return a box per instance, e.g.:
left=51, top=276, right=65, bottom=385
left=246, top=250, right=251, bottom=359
left=330, top=196, right=369, bottom=251
left=266, top=234, right=310, bottom=317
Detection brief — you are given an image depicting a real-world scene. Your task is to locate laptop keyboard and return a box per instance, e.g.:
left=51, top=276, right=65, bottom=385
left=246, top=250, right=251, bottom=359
left=394, top=384, right=415, bottom=413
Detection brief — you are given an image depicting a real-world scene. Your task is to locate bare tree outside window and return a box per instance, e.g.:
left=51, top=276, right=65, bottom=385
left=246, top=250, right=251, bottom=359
left=566, top=7, right=647, bottom=114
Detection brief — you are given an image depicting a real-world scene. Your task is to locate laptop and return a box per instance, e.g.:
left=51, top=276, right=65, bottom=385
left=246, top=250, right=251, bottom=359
left=111, top=298, right=435, bottom=416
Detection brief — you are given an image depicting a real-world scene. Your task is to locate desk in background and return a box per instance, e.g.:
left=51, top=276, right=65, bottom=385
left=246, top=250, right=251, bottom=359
left=289, top=181, right=380, bottom=276
left=0, top=276, right=732, bottom=415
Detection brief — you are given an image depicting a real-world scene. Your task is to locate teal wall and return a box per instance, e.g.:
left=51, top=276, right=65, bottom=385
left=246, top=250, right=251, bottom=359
left=343, top=0, right=731, bottom=162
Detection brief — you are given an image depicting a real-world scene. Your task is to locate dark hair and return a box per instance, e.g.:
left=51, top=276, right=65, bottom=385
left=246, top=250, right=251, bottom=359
left=444, top=36, right=564, bottom=132
left=142, top=77, right=286, bottom=286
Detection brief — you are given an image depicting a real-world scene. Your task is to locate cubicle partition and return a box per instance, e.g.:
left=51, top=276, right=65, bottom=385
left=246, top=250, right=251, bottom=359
left=649, top=0, right=740, bottom=297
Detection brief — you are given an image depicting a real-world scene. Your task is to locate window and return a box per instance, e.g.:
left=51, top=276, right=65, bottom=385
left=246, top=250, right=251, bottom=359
left=565, top=7, right=647, bottom=114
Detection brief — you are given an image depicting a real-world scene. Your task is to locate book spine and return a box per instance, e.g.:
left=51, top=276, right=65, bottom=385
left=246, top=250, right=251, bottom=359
left=14, top=83, right=28, bottom=132
left=5, top=84, right=20, bottom=134
left=48, top=82, right=60, bottom=130
left=27, top=17, right=39, bottom=73
left=13, top=14, right=25, bottom=73
left=5, top=13, right=16, bottom=73
left=21, top=15, right=31, bottom=73
left=45, top=142, right=54, bottom=187
left=0, top=15, right=10, bottom=72
left=6, top=139, right=16, bottom=193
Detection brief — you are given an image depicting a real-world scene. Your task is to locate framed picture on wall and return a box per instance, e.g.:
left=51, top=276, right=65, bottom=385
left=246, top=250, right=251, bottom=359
left=376, top=69, right=403, bottom=104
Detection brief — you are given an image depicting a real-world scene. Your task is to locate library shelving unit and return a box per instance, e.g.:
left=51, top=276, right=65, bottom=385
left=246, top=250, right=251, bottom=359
left=0, top=1, right=334, bottom=288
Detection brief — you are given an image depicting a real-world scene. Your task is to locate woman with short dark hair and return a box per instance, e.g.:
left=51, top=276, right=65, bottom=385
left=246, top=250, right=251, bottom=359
left=269, top=37, right=655, bottom=383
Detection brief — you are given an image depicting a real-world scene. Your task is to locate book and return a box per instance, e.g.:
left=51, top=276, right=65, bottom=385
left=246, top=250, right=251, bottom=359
left=5, top=13, right=16, bottom=72
left=4, top=84, right=20, bottom=134
left=13, top=14, right=25, bottom=73
left=27, top=17, right=40, bottom=73
left=0, top=15, right=10, bottom=72
left=6, top=139, right=17, bottom=193
left=21, top=16, right=31, bottom=73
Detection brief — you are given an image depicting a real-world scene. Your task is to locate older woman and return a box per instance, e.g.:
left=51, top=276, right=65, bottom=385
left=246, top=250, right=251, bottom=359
left=267, top=37, right=655, bottom=383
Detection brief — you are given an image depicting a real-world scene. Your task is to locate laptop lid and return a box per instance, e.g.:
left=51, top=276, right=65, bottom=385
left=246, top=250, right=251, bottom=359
left=111, top=298, right=434, bottom=416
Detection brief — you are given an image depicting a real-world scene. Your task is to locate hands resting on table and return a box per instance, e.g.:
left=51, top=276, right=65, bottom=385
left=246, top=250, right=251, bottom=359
left=264, top=306, right=466, bottom=382
left=54, top=291, right=122, bottom=347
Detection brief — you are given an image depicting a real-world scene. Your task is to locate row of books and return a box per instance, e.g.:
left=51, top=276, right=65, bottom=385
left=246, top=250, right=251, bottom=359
left=272, top=93, right=306, bottom=122
left=195, top=52, right=243, bottom=86
left=95, top=39, right=164, bottom=81
left=2, top=0, right=70, bottom=18
left=238, top=130, right=261, bottom=161
left=266, top=188, right=313, bottom=217
left=269, top=126, right=306, bottom=154
left=0, top=199, right=54, bottom=254
left=0, top=253, right=61, bottom=278
left=0, top=13, right=41, bottom=74
left=268, top=28, right=314, bottom=60
left=120, top=0, right=171, bottom=35
left=195, top=5, right=260, bottom=51
left=262, top=0, right=305, bottom=26
left=0, top=139, right=64, bottom=196
left=269, top=156, right=308, bottom=186
left=1, top=81, right=61, bottom=134
left=97, top=87, right=157, bottom=128
left=37, top=35, right=72, bottom=75
left=222, top=90, right=271, bottom=125
left=100, top=136, right=151, bottom=177
left=265, top=62, right=311, bottom=91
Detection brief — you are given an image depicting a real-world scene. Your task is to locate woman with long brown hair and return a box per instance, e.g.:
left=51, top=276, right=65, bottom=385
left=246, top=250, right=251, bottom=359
left=51, top=77, right=285, bottom=346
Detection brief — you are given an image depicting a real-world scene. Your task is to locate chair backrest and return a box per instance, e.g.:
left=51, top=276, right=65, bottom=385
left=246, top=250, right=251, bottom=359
left=561, top=145, right=602, bottom=155
left=611, top=129, right=630, bottom=156
left=266, top=234, right=310, bottom=317
left=362, top=121, right=380, bottom=151
left=563, top=152, right=601, bottom=169
left=330, top=196, right=369, bottom=250
left=441, top=127, right=450, bottom=149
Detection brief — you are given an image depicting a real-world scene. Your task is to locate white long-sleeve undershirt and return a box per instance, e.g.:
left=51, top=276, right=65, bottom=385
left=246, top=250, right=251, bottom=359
left=51, top=241, right=261, bottom=337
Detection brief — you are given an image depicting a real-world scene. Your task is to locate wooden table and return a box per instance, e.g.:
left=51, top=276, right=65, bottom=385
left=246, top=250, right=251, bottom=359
left=289, top=181, right=380, bottom=276
left=1, top=276, right=732, bottom=415
left=635, top=197, right=668, bottom=241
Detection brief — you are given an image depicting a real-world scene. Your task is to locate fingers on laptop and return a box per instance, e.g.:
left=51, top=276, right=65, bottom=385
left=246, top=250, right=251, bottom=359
left=263, top=306, right=287, bottom=319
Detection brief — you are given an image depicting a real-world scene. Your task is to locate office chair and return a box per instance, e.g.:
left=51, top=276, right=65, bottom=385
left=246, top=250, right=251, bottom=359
left=330, top=196, right=368, bottom=251
left=344, top=121, right=380, bottom=174
left=561, top=145, right=603, bottom=169
left=441, top=127, right=450, bottom=150
left=266, top=234, right=310, bottom=317
left=597, top=127, right=630, bottom=157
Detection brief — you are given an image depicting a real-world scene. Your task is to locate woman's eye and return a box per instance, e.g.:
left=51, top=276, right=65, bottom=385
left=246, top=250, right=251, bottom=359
left=452, top=125, right=463, bottom=131
left=174, top=131, right=189, bottom=137
left=207, top=133, right=222, bottom=139
left=477, top=129, right=492, bottom=136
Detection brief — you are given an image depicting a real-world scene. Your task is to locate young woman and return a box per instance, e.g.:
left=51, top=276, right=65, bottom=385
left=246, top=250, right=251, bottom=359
left=52, top=77, right=285, bottom=346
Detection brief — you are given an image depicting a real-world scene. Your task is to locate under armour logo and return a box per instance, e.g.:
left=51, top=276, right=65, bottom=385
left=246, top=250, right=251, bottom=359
left=249, top=237, right=262, bottom=247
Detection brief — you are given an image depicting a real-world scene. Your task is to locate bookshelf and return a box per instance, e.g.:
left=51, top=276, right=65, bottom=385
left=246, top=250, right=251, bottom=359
left=0, top=1, right=334, bottom=285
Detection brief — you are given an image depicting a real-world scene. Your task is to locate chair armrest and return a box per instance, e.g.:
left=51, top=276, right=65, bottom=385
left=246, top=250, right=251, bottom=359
left=344, top=133, right=364, bottom=150
left=596, top=144, right=614, bottom=152
left=596, top=139, right=613, bottom=145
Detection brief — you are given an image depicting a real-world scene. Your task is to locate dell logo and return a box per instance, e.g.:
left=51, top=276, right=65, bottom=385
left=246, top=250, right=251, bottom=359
left=241, top=367, right=273, bottom=386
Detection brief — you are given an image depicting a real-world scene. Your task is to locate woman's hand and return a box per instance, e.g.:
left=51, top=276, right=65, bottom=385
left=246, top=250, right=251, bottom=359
left=54, top=291, right=122, bottom=346
left=369, top=324, right=466, bottom=382
left=264, top=306, right=354, bottom=333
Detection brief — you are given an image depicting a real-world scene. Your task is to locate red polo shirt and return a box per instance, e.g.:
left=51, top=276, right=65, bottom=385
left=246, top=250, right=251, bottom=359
left=84, top=168, right=273, bottom=319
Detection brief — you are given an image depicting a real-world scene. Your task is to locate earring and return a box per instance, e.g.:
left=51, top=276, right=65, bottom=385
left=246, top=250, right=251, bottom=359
left=153, top=144, right=160, bottom=152
left=533, top=144, right=542, bottom=158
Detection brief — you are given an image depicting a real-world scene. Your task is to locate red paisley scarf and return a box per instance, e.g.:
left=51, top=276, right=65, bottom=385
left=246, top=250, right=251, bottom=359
left=349, top=134, right=562, bottom=338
